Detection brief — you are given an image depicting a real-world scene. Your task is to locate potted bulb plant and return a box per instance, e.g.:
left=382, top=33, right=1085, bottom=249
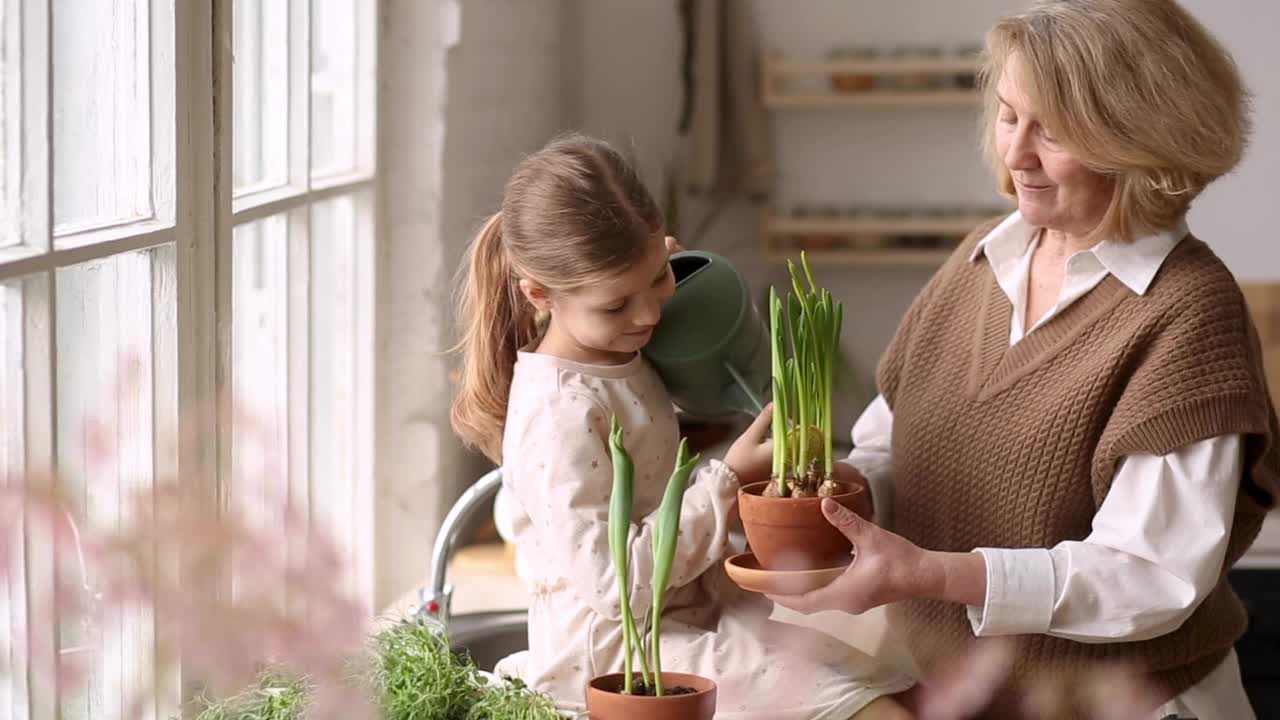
left=738, top=253, right=871, bottom=571
left=584, top=417, right=717, bottom=720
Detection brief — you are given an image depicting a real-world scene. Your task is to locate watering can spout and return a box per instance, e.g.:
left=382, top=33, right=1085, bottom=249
left=642, top=251, right=772, bottom=418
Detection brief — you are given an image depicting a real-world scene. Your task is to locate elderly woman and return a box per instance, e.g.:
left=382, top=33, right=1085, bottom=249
left=768, top=1, right=1279, bottom=718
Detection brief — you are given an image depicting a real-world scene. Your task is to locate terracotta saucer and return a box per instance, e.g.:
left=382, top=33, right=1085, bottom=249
left=723, top=552, right=850, bottom=595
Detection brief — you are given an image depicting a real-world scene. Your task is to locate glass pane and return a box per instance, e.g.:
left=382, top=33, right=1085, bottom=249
left=55, top=245, right=174, bottom=720
left=0, top=281, right=27, bottom=714
left=309, top=194, right=360, bottom=594
left=1, top=6, right=9, bottom=248
left=52, top=0, right=152, bottom=233
left=233, top=0, right=288, bottom=193
left=0, top=282, right=17, bottom=476
left=311, top=0, right=359, bottom=178
left=230, top=213, right=292, bottom=604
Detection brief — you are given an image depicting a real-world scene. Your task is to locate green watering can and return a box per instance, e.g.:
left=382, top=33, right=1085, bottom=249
left=642, top=250, right=770, bottom=418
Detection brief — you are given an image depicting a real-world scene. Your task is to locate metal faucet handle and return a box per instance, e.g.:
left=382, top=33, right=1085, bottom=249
left=415, top=584, right=452, bottom=622
left=420, top=468, right=504, bottom=625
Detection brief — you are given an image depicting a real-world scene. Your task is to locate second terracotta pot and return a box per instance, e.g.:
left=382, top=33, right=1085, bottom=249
left=738, top=480, right=871, bottom=571
left=584, top=672, right=716, bottom=720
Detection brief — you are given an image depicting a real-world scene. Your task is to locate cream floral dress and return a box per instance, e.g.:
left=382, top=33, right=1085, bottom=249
left=493, top=350, right=911, bottom=718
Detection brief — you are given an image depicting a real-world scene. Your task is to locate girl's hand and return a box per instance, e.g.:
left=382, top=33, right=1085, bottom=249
left=723, top=404, right=774, bottom=485
left=665, top=235, right=686, bottom=256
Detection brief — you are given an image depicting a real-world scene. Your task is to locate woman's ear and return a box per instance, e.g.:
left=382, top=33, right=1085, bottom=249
left=518, top=278, right=553, bottom=313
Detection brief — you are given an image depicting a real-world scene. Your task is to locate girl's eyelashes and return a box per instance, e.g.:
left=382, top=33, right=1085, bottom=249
left=601, top=302, right=626, bottom=314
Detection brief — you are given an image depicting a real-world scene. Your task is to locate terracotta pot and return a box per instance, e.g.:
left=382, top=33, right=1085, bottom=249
left=585, top=673, right=716, bottom=720
left=738, top=481, right=871, bottom=571
left=830, top=72, right=876, bottom=92
left=828, top=47, right=879, bottom=93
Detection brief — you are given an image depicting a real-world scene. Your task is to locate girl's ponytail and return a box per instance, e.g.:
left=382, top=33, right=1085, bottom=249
left=450, top=212, right=539, bottom=462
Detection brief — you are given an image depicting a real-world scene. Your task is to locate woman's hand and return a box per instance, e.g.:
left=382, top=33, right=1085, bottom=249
left=723, top=405, right=774, bottom=485
left=767, top=498, right=933, bottom=613
left=831, top=460, right=875, bottom=520
left=767, top=498, right=987, bottom=614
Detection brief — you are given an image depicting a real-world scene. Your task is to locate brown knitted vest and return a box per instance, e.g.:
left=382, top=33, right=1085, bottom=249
left=878, top=224, right=1280, bottom=712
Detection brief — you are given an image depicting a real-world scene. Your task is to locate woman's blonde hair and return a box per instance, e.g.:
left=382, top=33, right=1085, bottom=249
left=450, top=133, right=663, bottom=462
left=979, top=0, right=1251, bottom=243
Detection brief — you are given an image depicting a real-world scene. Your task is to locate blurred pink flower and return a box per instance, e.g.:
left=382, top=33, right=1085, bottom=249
left=903, top=637, right=1166, bottom=720
left=1, top=356, right=376, bottom=719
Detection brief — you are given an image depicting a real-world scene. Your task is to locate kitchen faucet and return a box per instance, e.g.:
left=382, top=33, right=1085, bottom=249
left=415, top=467, right=503, bottom=624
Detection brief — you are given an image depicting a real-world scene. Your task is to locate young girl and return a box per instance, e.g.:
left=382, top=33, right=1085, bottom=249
left=451, top=133, right=912, bottom=719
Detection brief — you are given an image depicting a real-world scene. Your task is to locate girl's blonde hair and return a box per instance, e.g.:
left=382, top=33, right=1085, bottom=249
left=451, top=133, right=663, bottom=462
left=979, top=0, right=1251, bottom=243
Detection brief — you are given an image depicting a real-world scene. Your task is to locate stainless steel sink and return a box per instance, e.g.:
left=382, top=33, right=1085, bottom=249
left=447, top=609, right=529, bottom=672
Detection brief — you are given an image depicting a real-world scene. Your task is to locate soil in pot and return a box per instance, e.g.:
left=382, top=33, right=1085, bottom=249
left=598, top=680, right=698, bottom=697
left=585, top=672, right=716, bottom=720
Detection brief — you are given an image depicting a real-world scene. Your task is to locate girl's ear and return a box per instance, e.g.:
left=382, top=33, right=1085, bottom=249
left=518, top=278, right=553, bottom=313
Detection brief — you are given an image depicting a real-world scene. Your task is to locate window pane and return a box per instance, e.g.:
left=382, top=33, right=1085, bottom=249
left=1, top=3, right=6, bottom=244
left=230, top=213, right=293, bottom=605
left=233, top=0, right=288, bottom=194
left=309, top=194, right=363, bottom=598
left=1, top=274, right=55, bottom=719
left=0, top=281, right=28, bottom=715
left=55, top=245, right=174, bottom=720
left=0, top=285, right=17, bottom=478
left=52, top=0, right=152, bottom=233
left=311, top=0, right=359, bottom=178
left=1, top=5, right=17, bottom=248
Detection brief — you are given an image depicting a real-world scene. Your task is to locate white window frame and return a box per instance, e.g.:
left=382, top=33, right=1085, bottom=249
left=0, top=0, right=379, bottom=715
left=218, top=0, right=377, bottom=615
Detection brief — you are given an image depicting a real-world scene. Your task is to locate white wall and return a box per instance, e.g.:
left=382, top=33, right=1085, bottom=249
left=377, top=0, right=572, bottom=610
left=1179, top=0, right=1280, bottom=281
left=440, top=0, right=576, bottom=258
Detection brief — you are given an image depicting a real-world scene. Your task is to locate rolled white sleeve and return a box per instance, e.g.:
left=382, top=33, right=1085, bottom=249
left=843, top=394, right=896, bottom=528
left=969, top=434, right=1243, bottom=641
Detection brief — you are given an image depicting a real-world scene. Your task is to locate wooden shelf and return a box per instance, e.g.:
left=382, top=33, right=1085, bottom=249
left=769, top=213, right=995, bottom=237
left=766, top=90, right=980, bottom=110
left=766, top=247, right=954, bottom=268
left=762, top=51, right=982, bottom=110
left=768, top=56, right=980, bottom=76
left=760, top=208, right=1003, bottom=269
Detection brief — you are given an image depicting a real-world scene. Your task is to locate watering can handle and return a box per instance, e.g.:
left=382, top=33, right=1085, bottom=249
left=723, top=362, right=766, bottom=415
